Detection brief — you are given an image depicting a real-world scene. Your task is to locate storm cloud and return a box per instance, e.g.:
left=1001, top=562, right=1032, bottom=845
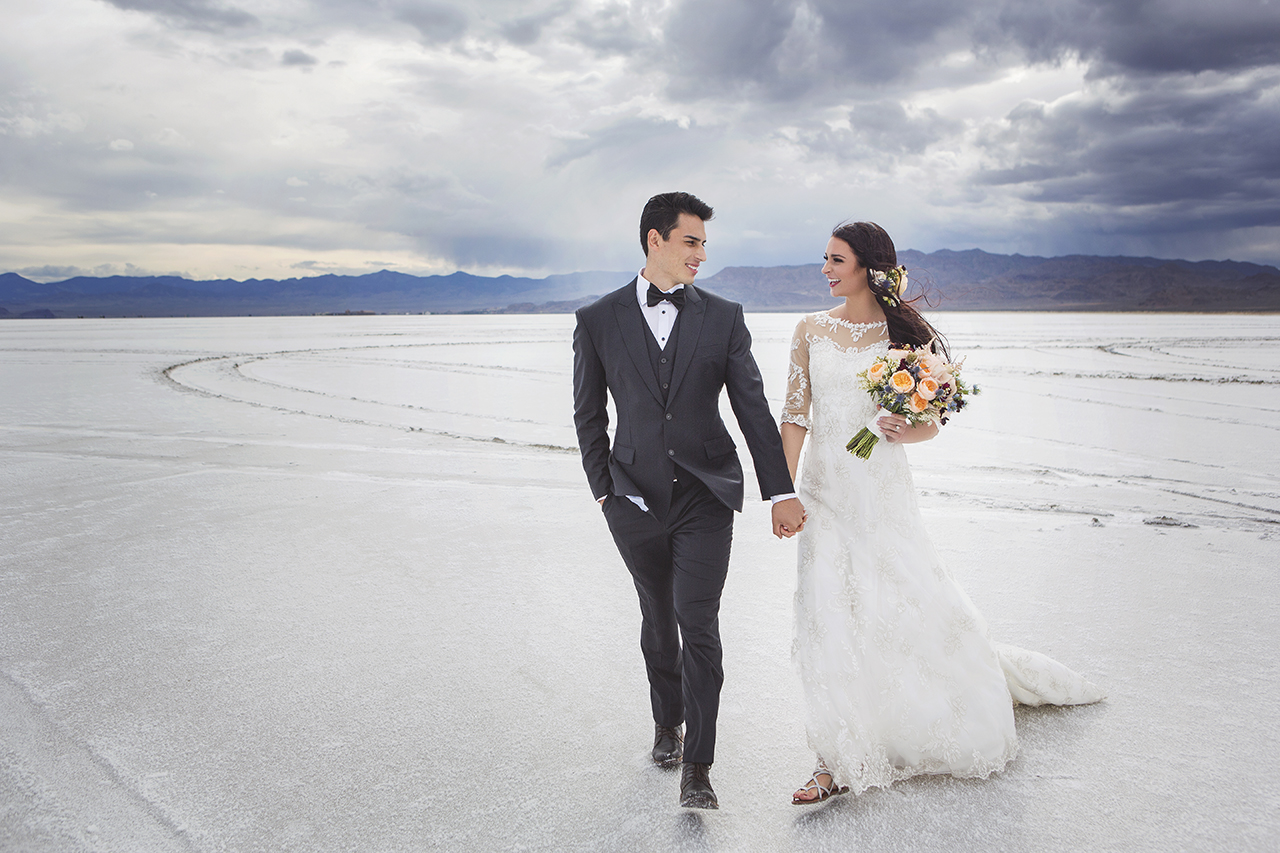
left=1, top=0, right=1277, bottom=281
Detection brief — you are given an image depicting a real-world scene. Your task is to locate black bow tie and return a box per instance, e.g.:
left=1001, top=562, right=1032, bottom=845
left=646, top=283, right=686, bottom=309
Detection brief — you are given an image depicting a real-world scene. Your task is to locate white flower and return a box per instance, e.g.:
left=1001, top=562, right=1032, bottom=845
left=893, top=266, right=909, bottom=296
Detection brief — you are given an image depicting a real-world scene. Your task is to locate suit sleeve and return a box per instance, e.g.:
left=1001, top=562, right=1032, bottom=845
left=723, top=304, right=795, bottom=501
left=572, top=310, right=613, bottom=500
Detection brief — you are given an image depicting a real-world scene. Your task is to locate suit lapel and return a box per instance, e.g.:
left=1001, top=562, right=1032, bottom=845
left=666, top=284, right=706, bottom=403
left=612, top=280, right=664, bottom=405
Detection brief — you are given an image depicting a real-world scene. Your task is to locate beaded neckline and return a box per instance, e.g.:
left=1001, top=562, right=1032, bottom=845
left=816, top=311, right=887, bottom=336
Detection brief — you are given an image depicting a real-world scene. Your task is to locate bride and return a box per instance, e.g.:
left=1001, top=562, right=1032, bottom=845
left=780, top=221, right=1104, bottom=804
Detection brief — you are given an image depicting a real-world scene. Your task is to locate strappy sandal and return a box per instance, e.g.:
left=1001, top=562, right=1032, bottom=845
left=791, top=762, right=850, bottom=805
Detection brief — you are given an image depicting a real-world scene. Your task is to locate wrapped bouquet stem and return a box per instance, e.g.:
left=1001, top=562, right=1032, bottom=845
left=846, top=342, right=979, bottom=459
left=847, top=410, right=891, bottom=458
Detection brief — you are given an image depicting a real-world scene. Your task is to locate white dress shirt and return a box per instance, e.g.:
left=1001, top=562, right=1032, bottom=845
left=637, top=271, right=680, bottom=347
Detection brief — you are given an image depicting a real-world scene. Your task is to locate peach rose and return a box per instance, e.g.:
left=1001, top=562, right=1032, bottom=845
left=889, top=370, right=915, bottom=394
left=867, top=361, right=889, bottom=383
left=917, top=376, right=940, bottom=400
left=918, top=353, right=945, bottom=377
left=908, top=392, right=929, bottom=413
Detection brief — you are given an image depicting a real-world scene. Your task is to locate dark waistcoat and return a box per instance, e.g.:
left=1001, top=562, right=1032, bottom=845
left=642, top=309, right=681, bottom=403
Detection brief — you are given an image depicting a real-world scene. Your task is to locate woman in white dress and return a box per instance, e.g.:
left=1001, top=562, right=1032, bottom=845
left=781, top=222, right=1104, bottom=805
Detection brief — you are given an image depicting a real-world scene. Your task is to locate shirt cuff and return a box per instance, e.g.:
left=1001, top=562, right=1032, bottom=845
left=770, top=493, right=798, bottom=503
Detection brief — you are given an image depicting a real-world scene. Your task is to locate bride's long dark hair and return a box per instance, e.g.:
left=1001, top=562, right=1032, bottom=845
left=831, top=221, right=948, bottom=359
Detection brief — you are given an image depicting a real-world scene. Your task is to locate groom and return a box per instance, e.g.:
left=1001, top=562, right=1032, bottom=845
left=572, top=192, right=805, bottom=809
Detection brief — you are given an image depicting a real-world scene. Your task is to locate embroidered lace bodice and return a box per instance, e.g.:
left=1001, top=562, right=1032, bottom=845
left=782, top=311, right=1104, bottom=794
left=781, top=311, right=889, bottom=432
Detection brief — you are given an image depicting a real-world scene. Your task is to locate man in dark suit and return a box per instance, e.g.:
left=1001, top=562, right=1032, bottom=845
left=572, top=191, right=806, bottom=809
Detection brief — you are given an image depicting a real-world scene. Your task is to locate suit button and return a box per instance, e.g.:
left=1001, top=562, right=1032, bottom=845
left=662, top=383, right=669, bottom=389
left=660, top=357, right=668, bottom=364
left=667, top=449, right=675, bottom=456
left=665, top=413, right=672, bottom=420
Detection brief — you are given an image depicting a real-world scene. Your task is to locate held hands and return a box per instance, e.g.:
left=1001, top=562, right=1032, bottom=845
left=877, top=413, right=938, bottom=444
left=772, top=497, right=807, bottom=539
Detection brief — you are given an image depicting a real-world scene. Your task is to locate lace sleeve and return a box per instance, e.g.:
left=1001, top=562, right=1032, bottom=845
left=781, top=316, right=811, bottom=430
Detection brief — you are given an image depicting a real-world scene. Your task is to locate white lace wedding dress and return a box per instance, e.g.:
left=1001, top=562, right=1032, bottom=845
left=782, top=312, right=1104, bottom=794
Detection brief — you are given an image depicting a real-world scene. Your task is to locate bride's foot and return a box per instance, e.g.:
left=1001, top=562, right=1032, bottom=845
left=792, top=767, right=850, bottom=805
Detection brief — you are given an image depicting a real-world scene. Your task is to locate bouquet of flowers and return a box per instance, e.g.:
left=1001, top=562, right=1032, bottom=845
left=846, top=342, right=978, bottom=459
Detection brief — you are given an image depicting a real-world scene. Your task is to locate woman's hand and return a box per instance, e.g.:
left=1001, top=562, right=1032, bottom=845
left=877, top=412, right=938, bottom=444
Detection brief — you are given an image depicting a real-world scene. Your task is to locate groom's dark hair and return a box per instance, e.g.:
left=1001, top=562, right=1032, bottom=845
left=640, top=192, right=714, bottom=255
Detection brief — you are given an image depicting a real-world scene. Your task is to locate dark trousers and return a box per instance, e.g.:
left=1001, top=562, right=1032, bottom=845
left=601, top=470, right=734, bottom=764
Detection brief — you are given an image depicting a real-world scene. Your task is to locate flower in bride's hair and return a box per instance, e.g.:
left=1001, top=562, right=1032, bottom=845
left=917, top=376, right=940, bottom=401
left=907, top=392, right=930, bottom=413
left=886, top=265, right=908, bottom=298
left=871, top=268, right=903, bottom=308
left=889, top=370, right=915, bottom=394
left=867, top=361, right=889, bottom=382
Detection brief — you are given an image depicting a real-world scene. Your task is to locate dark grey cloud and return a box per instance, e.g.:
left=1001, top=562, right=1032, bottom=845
left=982, top=0, right=1280, bottom=76
left=282, top=49, right=318, bottom=66
left=330, top=167, right=567, bottom=268
left=976, top=71, right=1280, bottom=216
left=663, top=0, right=799, bottom=95
left=660, top=0, right=981, bottom=100
left=545, top=116, right=722, bottom=174
left=498, top=3, right=573, bottom=46
left=972, top=3, right=1280, bottom=241
left=797, top=100, right=962, bottom=163
left=395, top=1, right=469, bottom=45
left=657, top=0, right=1280, bottom=101
left=99, top=0, right=257, bottom=31
left=804, top=0, right=972, bottom=85
left=569, top=1, right=652, bottom=56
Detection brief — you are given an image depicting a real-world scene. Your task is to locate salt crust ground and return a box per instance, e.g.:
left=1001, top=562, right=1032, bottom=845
left=1, top=313, right=1277, bottom=852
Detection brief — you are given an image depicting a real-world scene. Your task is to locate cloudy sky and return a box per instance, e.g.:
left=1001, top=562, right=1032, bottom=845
left=3, top=0, right=1278, bottom=281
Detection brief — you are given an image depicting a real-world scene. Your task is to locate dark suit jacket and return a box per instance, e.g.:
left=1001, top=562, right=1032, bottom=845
left=572, top=279, right=793, bottom=518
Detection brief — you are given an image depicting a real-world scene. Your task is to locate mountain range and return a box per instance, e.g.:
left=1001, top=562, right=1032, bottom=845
left=3, top=249, right=1278, bottom=318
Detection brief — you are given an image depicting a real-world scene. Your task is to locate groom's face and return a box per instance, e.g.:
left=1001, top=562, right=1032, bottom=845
left=645, top=213, right=707, bottom=290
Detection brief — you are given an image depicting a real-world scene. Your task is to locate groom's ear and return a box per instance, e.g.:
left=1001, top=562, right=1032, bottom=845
left=646, top=228, right=663, bottom=255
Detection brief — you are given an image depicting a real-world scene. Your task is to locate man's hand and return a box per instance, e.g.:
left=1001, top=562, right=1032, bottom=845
left=772, top=497, right=807, bottom=538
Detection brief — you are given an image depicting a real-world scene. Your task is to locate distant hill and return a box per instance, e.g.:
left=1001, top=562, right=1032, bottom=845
left=0, top=269, right=623, bottom=318
left=3, top=250, right=1278, bottom=317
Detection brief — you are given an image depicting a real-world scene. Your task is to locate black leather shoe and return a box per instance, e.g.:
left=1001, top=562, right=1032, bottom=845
left=652, top=724, right=683, bottom=769
left=679, top=762, right=718, bottom=809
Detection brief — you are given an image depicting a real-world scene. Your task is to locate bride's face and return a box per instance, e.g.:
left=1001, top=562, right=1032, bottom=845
left=822, top=237, right=867, bottom=300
